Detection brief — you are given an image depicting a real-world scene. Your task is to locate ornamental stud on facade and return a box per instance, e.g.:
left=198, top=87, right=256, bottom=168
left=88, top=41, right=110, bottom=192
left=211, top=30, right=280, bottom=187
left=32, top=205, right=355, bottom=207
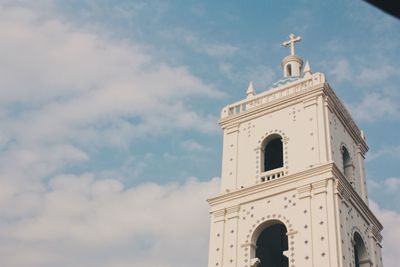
left=208, top=35, right=384, bottom=267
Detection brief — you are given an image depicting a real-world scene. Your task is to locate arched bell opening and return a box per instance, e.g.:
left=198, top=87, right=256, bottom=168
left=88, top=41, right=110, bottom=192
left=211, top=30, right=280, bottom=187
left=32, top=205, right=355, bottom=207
left=261, top=134, right=284, bottom=173
left=251, top=220, right=289, bottom=267
left=341, top=145, right=354, bottom=184
left=353, top=232, right=369, bottom=267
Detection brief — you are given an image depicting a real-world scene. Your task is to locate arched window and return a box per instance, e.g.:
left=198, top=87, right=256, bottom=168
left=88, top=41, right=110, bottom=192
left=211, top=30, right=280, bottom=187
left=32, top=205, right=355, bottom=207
left=341, top=146, right=352, bottom=179
left=353, top=232, right=369, bottom=267
left=253, top=221, right=288, bottom=267
left=263, top=135, right=284, bottom=172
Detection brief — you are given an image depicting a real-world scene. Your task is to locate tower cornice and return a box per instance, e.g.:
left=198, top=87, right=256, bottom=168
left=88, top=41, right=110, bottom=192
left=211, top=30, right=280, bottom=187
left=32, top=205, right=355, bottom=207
left=207, top=162, right=383, bottom=235
left=208, top=162, right=335, bottom=206
left=219, top=73, right=368, bottom=155
left=220, top=72, right=325, bottom=122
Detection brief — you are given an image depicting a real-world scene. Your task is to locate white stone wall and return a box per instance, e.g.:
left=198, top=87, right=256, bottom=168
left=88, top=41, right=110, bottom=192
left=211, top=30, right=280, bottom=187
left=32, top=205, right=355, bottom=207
left=220, top=85, right=331, bottom=193
left=220, top=76, right=369, bottom=203
left=327, top=104, right=369, bottom=203
left=209, top=166, right=342, bottom=267
left=336, top=190, right=383, bottom=267
left=329, top=111, right=360, bottom=195
left=208, top=166, right=383, bottom=267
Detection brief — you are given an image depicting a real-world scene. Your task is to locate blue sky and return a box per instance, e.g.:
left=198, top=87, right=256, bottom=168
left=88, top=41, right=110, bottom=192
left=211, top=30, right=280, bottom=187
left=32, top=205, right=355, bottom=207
left=0, top=1, right=399, bottom=267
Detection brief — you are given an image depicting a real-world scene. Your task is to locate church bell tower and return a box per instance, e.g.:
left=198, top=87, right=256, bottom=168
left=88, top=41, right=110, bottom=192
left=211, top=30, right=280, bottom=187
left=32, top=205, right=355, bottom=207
left=207, top=34, right=384, bottom=267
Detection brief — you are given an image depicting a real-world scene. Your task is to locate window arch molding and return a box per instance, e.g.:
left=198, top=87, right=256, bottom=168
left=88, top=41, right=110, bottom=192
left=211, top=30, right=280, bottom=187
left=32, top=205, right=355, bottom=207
left=251, top=219, right=287, bottom=245
left=257, top=131, right=288, bottom=174
left=249, top=219, right=290, bottom=267
left=350, top=229, right=370, bottom=267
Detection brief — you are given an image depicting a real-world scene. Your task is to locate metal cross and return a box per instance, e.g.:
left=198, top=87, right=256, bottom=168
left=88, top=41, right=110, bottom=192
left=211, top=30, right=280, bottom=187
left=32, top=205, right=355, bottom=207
left=282, top=33, right=302, bottom=56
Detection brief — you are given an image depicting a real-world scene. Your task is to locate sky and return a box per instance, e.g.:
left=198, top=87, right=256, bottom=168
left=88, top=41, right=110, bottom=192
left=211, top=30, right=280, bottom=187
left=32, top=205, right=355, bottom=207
left=0, top=1, right=399, bottom=267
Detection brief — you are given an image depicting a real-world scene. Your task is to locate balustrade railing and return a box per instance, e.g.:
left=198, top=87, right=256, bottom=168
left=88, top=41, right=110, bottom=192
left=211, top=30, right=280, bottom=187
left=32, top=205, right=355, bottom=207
left=260, top=167, right=285, bottom=182
left=221, top=73, right=325, bottom=118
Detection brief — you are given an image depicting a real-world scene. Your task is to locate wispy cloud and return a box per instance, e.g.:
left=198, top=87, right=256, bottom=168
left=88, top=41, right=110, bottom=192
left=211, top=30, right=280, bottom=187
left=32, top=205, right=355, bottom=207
left=203, top=43, right=238, bottom=58
left=246, top=65, right=277, bottom=89
left=181, top=139, right=209, bottom=152
left=350, top=93, right=400, bottom=122
left=173, top=28, right=239, bottom=58
left=367, top=145, right=400, bottom=162
left=384, top=177, right=400, bottom=192
left=357, top=65, right=397, bottom=84
left=0, top=5, right=223, bottom=266
left=0, top=3, right=222, bottom=185
left=218, top=62, right=277, bottom=88
left=329, top=58, right=352, bottom=82
left=0, top=174, right=219, bottom=267
left=329, top=58, right=398, bottom=86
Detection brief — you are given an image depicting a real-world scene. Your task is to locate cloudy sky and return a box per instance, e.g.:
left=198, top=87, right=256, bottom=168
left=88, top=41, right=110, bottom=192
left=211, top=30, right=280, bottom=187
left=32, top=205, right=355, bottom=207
left=0, top=1, right=399, bottom=267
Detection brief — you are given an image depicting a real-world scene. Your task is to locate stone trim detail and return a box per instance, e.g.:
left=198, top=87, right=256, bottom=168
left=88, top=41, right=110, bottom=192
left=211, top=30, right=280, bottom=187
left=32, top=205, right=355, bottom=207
left=226, top=205, right=241, bottom=219
left=213, top=208, right=226, bottom=223
left=298, top=184, right=312, bottom=199
left=368, top=225, right=383, bottom=243
left=312, top=180, right=328, bottom=195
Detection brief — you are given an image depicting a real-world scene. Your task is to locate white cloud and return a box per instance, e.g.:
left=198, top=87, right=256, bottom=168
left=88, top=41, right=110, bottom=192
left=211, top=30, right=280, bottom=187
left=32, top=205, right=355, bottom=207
left=350, top=93, right=400, bottom=122
left=0, top=4, right=221, bottom=144
left=181, top=139, right=208, bottom=152
left=370, top=201, right=400, bottom=267
left=282, top=8, right=312, bottom=33
left=246, top=65, right=277, bottom=89
left=329, top=58, right=352, bottom=82
left=0, top=4, right=223, bottom=266
left=218, top=62, right=276, bottom=88
left=218, top=62, right=233, bottom=77
left=0, top=3, right=222, bottom=187
left=0, top=175, right=220, bottom=267
left=171, top=28, right=238, bottom=58
left=368, top=177, right=400, bottom=195
left=357, top=65, right=397, bottom=84
left=384, top=177, right=400, bottom=192
left=203, top=43, right=238, bottom=58
left=367, top=145, right=400, bottom=162
left=328, top=57, right=399, bottom=88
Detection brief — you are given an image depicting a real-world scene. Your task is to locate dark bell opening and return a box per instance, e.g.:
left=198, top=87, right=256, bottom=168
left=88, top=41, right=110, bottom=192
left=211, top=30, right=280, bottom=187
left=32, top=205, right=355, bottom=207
left=264, top=138, right=283, bottom=172
left=256, top=224, right=288, bottom=267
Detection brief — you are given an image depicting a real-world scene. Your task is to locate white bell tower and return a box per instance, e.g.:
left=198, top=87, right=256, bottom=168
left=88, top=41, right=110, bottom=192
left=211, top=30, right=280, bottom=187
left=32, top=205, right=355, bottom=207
left=207, top=34, right=384, bottom=267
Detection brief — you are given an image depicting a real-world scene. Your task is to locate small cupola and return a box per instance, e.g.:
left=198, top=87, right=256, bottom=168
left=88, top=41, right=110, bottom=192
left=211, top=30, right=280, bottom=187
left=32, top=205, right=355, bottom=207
left=281, top=33, right=303, bottom=77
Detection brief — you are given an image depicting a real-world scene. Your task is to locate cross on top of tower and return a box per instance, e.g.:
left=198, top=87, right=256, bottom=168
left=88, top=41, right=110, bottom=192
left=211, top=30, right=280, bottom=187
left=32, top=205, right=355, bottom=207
left=282, top=33, right=302, bottom=56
